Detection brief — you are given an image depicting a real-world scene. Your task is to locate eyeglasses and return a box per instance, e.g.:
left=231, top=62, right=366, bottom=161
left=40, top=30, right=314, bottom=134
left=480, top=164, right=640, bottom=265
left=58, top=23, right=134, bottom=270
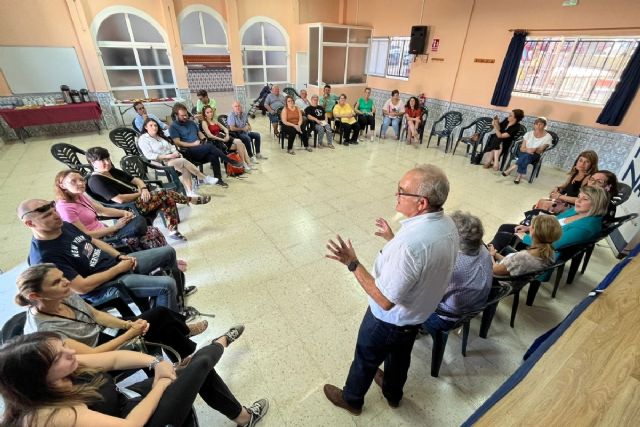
left=20, top=201, right=56, bottom=219
left=588, top=177, right=606, bottom=185
left=395, top=188, right=428, bottom=201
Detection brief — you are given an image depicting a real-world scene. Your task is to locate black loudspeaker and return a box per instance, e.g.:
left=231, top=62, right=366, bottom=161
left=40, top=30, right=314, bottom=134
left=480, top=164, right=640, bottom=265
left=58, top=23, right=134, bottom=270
left=409, top=26, right=429, bottom=55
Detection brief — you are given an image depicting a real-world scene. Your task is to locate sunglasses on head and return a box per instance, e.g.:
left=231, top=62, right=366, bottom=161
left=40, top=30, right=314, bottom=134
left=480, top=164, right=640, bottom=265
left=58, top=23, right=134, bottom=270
left=21, top=201, right=56, bottom=219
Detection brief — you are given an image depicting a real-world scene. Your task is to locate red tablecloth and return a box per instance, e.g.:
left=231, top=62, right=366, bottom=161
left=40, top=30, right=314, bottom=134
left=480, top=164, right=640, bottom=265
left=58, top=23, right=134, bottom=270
left=0, top=102, right=102, bottom=129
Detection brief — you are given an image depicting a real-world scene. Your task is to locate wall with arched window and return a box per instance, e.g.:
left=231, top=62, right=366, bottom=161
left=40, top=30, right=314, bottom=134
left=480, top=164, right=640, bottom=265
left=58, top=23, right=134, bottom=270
left=240, top=17, right=290, bottom=99
left=92, top=9, right=178, bottom=102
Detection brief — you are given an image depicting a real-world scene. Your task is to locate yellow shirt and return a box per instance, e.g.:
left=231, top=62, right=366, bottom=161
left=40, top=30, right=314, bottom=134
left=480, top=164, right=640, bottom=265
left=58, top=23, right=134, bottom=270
left=333, top=103, right=357, bottom=125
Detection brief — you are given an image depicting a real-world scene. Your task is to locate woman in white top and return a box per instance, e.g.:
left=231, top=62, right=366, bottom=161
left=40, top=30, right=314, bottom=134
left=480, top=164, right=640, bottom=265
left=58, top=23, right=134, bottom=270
left=137, top=118, right=217, bottom=196
left=502, top=117, right=552, bottom=183
left=380, top=89, right=405, bottom=138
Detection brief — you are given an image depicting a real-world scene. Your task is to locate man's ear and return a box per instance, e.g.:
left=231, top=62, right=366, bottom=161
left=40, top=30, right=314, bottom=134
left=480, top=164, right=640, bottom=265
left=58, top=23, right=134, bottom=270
left=23, top=218, right=36, bottom=229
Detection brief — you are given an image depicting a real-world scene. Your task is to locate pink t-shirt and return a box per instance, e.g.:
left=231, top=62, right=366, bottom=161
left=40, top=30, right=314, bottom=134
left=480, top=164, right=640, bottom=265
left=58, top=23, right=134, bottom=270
left=56, top=194, right=105, bottom=231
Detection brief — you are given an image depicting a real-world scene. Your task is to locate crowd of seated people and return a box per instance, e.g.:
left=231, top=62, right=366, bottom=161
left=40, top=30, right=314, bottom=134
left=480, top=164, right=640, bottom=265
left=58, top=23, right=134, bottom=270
left=3, top=80, right=631, bottom=425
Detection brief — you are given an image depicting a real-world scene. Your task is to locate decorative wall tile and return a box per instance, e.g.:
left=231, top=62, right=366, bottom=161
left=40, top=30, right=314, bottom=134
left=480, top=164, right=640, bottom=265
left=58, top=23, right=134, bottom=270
left=234, top=86, right=248, bottom=111
left=369, top=88, right=637, bottom=173
left=187, top=68, right=233, bottom=92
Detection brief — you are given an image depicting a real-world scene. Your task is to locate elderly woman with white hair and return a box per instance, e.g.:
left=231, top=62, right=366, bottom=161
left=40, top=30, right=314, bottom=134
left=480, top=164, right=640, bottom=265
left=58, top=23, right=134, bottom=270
left=420, top=211, right=493, bottom=334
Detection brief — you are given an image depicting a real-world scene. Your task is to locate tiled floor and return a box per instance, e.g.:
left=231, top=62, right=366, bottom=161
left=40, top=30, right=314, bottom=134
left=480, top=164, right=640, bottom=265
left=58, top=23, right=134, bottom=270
left=0, top=112, right=619, bottom=426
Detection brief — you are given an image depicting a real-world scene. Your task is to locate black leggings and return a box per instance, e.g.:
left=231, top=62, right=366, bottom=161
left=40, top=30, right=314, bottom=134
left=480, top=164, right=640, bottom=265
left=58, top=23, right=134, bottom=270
left=99, top=307, right=196, bottom=361
left=281, top=124, right=308, bottom=150
left=340, top=122, right=360, bottom=142
left=490, top=223, right=528, bottom=252
left=146, top=343, right=242, bottom=426
left=358, top=114, right=375, bottom=132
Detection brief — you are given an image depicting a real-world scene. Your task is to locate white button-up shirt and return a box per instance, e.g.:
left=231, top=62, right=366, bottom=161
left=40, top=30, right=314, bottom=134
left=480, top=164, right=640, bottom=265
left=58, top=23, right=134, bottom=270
left=370, top=211, right=459, bottom=326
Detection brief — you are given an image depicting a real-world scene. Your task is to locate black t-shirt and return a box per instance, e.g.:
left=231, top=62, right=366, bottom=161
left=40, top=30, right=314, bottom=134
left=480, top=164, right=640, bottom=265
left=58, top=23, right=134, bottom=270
left=305, top=105, right=326, bottom=121
left=87, top=168, right=137, bottom=203
left=29, top=222, right=118, bottom=282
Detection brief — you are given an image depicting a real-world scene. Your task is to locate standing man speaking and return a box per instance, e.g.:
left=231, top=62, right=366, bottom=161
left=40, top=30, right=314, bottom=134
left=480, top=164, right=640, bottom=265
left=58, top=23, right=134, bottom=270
left=324, top=164, right=458, bottom=414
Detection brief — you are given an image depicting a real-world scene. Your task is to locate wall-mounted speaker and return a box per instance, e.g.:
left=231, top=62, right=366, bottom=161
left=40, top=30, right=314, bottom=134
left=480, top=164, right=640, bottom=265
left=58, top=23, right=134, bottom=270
left=409, top=26, right=429, bottom=55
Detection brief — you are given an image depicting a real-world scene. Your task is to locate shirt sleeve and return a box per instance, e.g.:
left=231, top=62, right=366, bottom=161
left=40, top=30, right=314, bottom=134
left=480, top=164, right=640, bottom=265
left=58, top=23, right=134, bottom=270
left=500, top=252, right=523, bottom=276
left=375, top=243, right=424, bottom=304
left=88, top=175, right=120, bottom=202
left=137, top=134, right=158, bottom=160
left=56, top=202, right=80, bottom=223
left=168, top=122, right=180, bottom=139
left=210, top=99, right=217, bottom=109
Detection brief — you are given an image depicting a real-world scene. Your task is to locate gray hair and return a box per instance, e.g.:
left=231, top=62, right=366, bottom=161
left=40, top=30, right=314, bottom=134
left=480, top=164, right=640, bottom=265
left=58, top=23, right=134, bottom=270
left=412, top=164, right=450, bottom=211
left=450, top=211, right=484, bottom=255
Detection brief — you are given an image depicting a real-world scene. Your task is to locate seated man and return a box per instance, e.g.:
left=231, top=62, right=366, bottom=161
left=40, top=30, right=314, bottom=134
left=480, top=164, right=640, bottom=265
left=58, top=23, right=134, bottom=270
left=228, top=101, right=266, bottom=162
left=18, top=199, right=193, bottom=313
left=170, top=105, right=244, bottom=188
left=305, top=95, right=334, bottom=149
left=319, top=84, right=338, bottom=122
left=421, top=211, right=493, bottom=334
left=264, top=85, right=286, bottom=136
left=132, top=102, right=170, bottom=136
left=195, top=89, right=217, bottom=120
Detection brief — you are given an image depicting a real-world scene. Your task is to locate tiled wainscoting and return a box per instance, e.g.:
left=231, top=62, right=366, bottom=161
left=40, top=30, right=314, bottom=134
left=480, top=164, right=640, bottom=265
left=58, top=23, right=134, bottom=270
left=369, top=89, right=637, bottom=173
left=187, top=68, right=233, bottom=92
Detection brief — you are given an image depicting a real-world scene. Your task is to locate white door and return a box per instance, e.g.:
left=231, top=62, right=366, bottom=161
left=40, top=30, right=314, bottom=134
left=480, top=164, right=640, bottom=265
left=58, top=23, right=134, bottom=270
left=296, top=52, right=309, bottom=89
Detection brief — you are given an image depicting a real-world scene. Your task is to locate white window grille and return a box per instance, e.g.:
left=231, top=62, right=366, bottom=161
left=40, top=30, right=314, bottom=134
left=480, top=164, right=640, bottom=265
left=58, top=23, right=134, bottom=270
left=96, top=13, right=177, bottom=101
left=366, top=36, right=411, bottom=79
left=241, top=21, right=288, bottom=100
left=179, top=10, right=228, bottom=55
left=513, top=37, right=639, bottom=105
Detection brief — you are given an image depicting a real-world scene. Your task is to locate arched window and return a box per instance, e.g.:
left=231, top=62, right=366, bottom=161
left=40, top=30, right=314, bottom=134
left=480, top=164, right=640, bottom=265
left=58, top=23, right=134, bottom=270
left=240, top=19, right=288, bottom=99
left=179, top=8, right=228, bottom=55
left=95, top=12, right=177, bottom=101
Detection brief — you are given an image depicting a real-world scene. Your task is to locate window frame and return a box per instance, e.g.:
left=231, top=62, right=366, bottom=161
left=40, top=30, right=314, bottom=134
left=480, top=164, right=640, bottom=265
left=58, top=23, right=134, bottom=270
left=512, top=36, right=640, bottom=107
left=178, top=6, right=229, bottom=54
left=366, top=36, right=412, bottom=80
left=93, top=10, right=178, bottom=100
left=318, top=25, right=371, bottom=86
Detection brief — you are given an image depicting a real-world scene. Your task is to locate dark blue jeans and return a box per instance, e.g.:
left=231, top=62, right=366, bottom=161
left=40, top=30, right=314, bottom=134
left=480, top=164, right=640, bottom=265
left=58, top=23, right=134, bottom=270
left=422, top=312, right=457, bottom=336
left=516, top=152, right=540, bottom=175
left=113, top=214, right=148, bottom=240
left=183, top=143, right=225, bottom=179
left=342, top=307, right=420, bottom=408
left=236, top=131, right=261, bottom=157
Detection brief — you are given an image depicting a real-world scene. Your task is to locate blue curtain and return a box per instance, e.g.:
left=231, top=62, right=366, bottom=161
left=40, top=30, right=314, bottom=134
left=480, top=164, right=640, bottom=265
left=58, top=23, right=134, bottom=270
left=491, top=31, right=527, bottom=107
left=597, top=43, right=640, bottom=126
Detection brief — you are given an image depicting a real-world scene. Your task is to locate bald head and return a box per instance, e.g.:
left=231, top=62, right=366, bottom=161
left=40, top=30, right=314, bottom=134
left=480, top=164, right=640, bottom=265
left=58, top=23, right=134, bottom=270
left=17, top=199, right=49, bottom=220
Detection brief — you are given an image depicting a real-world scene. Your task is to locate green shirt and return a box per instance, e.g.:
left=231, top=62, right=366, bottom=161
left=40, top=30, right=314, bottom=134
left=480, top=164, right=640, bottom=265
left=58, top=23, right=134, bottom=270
left=196, top=98, right=217, bottom=113
left=320, top=94, right=338, bottom=112
left=356, top=97, right=374, bottom=113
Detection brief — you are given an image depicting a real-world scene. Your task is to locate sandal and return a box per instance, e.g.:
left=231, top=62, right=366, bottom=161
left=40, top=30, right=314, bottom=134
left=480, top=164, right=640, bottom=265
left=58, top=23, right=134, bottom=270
left=169, top=230, right=188, bottom=241
left=213, top=324, right=245, bottom=347
left=187, top=320, right=209, bottom=337
left=191, top=195, right=211, bottom=205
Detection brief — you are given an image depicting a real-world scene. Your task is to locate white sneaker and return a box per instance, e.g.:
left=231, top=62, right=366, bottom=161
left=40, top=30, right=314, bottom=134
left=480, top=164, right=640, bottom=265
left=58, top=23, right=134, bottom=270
left=202, top=176, right=219, bottom=185
left=251, top=156, right=260, bottom=164
left=186, top=190, right=199, bottom=198
left=370, top=135, right=375, bottom=142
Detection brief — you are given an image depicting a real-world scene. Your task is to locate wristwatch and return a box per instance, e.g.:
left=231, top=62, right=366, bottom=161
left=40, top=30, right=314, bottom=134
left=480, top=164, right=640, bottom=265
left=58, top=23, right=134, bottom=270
left=347, top=259, right=359, bottom=272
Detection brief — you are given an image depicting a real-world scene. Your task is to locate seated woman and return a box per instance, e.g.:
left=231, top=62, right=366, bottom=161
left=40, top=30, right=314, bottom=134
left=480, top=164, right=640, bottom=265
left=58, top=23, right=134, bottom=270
left=587, top=170, right=619, bottom=221
left=489, top=215, right=562, bottom=276
left=502, top=117, right=552, bottom=183
left=534, top=150, right=599, bottom=213
left=138, top=118, right=218, bottom=197
left=380, top=90, right=404, bottom=139
left=55, top=169, right=148, bottom=244
left=481, top=109, right=524, bottom=171
left=404, top=96, right=423, bottom=147
left=491, top=186, right=609, bottom=253
left=421, top=211, right=493, bottom=334
left=280, top=95, right=312, bottom=155
left=333, top=94, right=360, bottom=145
left=354, top=87, right=376, bottom=142
left=0, top=332, right=269, bottom=427
left=18, top=264, right=207, bottom=359
left=86, top=146, right=210, bottom=241
left=200, top=105, right=253, bottom=170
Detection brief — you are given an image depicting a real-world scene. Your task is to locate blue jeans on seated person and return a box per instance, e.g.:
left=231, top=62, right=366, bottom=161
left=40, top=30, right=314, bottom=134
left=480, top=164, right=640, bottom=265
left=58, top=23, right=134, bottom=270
left=381, top=116, right=401, bottom=138
left=421, top=312, right=458, bottom=336
left=236, top=131, right=261, bottom=157
left=516, top=152, right=541, bottom=175
left=342, top=307, right=420, bottom=408
left=267, top=112, right=279, bottom=124
left=113, top=214, right=148, bottom=240
left=86, top=246, right=180, bottom=311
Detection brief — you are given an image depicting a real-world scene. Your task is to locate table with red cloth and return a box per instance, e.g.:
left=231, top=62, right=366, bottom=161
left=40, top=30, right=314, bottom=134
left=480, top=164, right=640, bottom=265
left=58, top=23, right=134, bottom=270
left=0, top=102, right=102, bottom=141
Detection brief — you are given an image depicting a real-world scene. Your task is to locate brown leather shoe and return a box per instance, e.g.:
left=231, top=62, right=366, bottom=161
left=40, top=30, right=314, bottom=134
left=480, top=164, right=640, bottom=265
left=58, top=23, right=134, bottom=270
left=323, top=384, right=362, bottom=415
left=373, top=369, right=400, bottom=408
